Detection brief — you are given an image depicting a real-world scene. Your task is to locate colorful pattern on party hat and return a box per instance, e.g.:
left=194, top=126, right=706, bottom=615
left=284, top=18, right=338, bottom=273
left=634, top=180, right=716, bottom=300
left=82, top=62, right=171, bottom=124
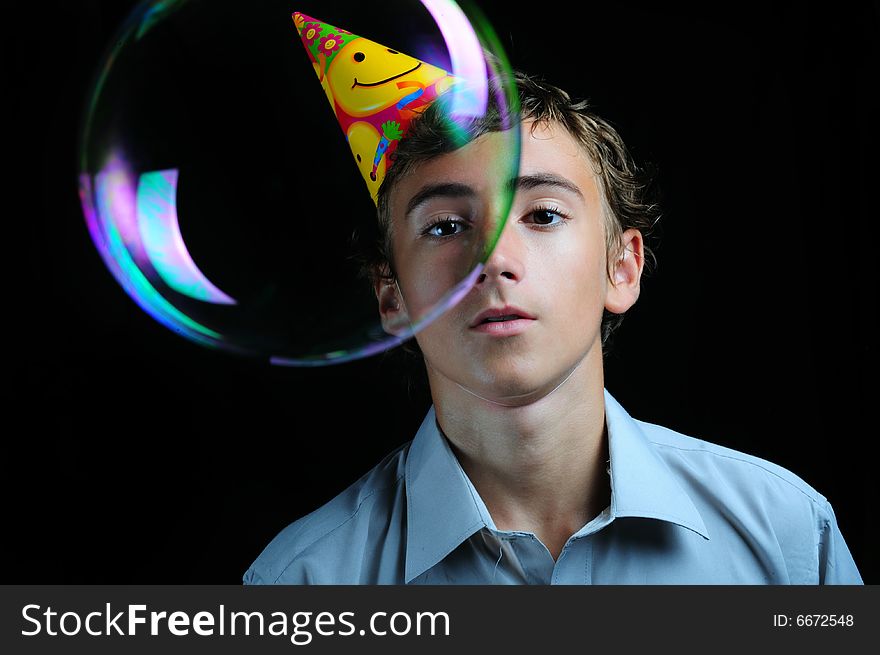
left=292, top=11, right=458, bottom=204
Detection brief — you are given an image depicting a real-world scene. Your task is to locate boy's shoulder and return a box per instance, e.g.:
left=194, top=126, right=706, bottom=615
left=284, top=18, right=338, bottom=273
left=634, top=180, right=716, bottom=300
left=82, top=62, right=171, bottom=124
left=244, top=441, right=411, bottom=584
left=635, top=417, right=829, bottom=510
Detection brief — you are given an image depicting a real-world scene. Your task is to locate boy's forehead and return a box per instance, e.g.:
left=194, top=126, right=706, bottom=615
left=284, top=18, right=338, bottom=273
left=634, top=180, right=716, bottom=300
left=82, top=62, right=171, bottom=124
left=392, top=120, right=598, bottom=209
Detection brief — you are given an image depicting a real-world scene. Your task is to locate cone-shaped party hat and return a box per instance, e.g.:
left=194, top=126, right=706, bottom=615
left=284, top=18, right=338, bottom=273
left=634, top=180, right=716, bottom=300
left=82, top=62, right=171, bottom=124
left=292, top=11, right=458, bottom=204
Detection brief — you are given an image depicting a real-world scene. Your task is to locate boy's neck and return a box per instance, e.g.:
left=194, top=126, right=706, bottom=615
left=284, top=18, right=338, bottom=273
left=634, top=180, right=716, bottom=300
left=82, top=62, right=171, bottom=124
left=428, top=347, right=610, bottom=560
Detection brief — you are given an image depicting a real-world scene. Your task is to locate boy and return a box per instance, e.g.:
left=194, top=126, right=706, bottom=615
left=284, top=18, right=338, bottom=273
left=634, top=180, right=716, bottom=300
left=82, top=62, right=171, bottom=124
left=244, top=67, right=863, bottom=585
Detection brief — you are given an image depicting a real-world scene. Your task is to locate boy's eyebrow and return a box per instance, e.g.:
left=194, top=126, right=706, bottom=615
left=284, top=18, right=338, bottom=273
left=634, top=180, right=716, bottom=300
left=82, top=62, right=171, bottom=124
left=512, top=173, right=584, bottom=201
left=405, top=182, right=477, bottom=217
left=404, top=174, right=583, bottom=217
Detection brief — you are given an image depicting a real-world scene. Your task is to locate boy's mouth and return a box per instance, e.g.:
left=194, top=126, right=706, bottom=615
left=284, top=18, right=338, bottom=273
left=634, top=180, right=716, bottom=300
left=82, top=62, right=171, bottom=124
left=470, top=306, right=536, bottom=328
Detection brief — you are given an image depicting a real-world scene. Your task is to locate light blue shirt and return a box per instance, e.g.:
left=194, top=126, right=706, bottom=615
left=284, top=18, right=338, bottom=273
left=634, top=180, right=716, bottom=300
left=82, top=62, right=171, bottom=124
left=244, top=390, right=863, bottom=584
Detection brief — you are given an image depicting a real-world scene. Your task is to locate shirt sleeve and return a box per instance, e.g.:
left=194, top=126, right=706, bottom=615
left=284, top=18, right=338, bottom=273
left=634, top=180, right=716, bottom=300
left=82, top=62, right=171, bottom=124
left=817, top=499, right=863, bottom=585
left=242, top=566, right=267, bottom=585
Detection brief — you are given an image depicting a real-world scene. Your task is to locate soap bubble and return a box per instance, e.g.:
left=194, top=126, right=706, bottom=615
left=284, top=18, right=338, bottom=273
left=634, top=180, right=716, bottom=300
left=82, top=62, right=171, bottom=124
left=78, top=0, right=520, bottom=365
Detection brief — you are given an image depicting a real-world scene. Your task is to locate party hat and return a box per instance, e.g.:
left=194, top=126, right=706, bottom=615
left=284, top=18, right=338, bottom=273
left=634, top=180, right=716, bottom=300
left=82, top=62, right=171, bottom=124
left=292, top=11, right=458, bottom=204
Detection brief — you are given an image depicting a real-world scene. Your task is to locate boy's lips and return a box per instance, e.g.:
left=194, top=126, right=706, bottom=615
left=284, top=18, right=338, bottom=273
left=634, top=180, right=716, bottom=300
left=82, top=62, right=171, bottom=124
left=469, top=306, right=536, bottom=328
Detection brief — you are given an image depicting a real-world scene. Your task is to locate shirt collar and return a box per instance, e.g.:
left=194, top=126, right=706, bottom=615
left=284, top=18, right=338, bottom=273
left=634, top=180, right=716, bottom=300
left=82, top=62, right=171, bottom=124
left=404, top=389, right=709, bottom=583
left=602, top=390, right=710, bottom=541
left=404, top=406, right=488, bottom=583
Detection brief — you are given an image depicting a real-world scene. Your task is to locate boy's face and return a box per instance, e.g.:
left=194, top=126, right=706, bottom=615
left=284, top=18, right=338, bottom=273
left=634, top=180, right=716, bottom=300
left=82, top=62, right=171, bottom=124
left=378, top=120, right=640, bottom=404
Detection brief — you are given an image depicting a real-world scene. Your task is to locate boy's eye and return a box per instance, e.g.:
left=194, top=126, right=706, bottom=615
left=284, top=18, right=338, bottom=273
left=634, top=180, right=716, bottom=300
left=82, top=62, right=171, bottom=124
left=426, top=219, right=466, bottom=237
left=528, top=209, right=564, bottom=226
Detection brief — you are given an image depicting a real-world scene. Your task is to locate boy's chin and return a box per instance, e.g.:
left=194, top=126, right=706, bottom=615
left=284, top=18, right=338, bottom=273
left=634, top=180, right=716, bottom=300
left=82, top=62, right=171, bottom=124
left=428, top=355, right=579, bottom=406
left=461, top=370, right=571, bottom=407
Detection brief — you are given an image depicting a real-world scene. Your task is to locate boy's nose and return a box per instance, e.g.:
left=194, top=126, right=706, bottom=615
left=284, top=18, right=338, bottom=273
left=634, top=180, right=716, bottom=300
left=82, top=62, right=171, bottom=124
left=476, top=226, right=524, bottom=285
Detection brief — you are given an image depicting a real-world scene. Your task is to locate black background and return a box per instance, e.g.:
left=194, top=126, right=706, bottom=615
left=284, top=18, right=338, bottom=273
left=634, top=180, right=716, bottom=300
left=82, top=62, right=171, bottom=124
left=11, top=1, right=877, bottom=583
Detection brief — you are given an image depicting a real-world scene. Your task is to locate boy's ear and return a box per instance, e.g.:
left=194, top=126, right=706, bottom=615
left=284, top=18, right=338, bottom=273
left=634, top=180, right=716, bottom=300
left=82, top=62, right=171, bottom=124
left=375, top=275, right=411, bottom=336
left=604, top=229, right=645, bottom=314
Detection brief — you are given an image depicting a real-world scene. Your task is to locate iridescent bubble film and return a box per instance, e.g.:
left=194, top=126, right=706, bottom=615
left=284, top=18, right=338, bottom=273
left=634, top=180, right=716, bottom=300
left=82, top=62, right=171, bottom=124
left=79, top=0, right=520, bottom=365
